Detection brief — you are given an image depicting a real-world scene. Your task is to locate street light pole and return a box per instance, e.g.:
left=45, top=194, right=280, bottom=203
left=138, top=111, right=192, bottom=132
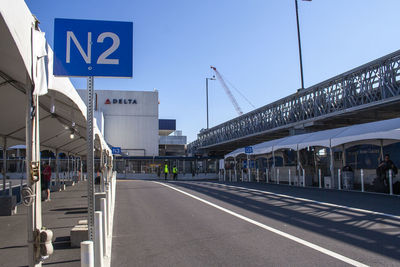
left=295, top=0, right=305, bottom=89
left=205, top=77, right=215, bottom=129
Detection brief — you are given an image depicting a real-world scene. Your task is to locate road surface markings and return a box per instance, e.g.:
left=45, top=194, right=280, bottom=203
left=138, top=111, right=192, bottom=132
left=213, top=183, right=400, bottom=220
left=154, top=181, right=369, bottom=267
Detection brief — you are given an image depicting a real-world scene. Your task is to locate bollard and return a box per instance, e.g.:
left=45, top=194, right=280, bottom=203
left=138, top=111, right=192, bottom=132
left=8, top=181, right=12, bottom=196
left=318, top=169, right=322, bottom=189
left=302, top=169, right=305, bottom=187
left=81, top=241, right=94, bottom=267
left=229, top=170, right=232, bottom=182
left=223, top=169, right=226, bottom=182
left=338, top=169, right=341, bottom=190
left=360, top=169, right=364, bottom=192
left=288, top=169, right=291, bottom=186
left=257, top=169, right=259, bottom=182
left=266, top=169, right=269, bottom=183
left=100, top=198, right=107, bottom=256
left=389, top=169, right=393, bottom=195
left=94, top=211, right=104, bottom=267
left=241, top=169, right=244, bottom=182
left=277, top=169, right=280, bottom=184
left=234, top=169, right=237, bottom=182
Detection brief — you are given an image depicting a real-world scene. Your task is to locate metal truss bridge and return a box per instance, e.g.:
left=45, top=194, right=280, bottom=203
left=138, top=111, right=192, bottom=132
left=188, top=49, right=400, bottom=155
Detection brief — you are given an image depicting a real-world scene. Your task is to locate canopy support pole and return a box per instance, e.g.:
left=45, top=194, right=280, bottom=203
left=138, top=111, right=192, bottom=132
left=297, top=149, right=300, bottom=182
left=100, top=150, right=104, bottom=192
left=67, top=154, right=70, bottom=181
left=329, top=144, right=334, bottom=185
left=342, top=145, right=346, bottom=168
left=26, top=76, right=42, bottom=266
left=55, top=149, right=59, bottom=189
left=247, top=154, right=250, bottom=182
left=234, top=157, right=237, bottom=182
left=272, top=149, right=276, bottom=183
left=2, top=137, right=6, bottom=195
left=380, top=139, right=384, bottom=161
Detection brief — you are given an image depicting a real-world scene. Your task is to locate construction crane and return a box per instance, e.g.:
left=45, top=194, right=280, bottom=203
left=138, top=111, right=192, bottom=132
left=210, top=66, right=244, bottom=116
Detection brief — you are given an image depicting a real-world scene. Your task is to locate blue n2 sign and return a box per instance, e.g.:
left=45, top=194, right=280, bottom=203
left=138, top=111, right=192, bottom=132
left=53, top=18, right=133, bottom=77
left=112, top=147, right=121, bottom=155
left=245, top=146, right=253, bottom=154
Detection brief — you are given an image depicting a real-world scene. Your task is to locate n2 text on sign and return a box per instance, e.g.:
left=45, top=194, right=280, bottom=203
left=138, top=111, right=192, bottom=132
left=53, top=18, right=133, bottom=77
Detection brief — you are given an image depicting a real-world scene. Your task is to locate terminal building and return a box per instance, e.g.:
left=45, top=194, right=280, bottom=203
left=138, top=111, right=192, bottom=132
left=77, top=89, right=187, bottom=157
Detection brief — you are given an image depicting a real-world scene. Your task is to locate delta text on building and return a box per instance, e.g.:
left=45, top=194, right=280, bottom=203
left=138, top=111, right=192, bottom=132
left=78, top=89, right=186, bottom=157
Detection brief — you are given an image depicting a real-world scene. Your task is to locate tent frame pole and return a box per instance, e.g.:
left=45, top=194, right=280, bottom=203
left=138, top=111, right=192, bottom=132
left=3, top=137, right=6, bottom=195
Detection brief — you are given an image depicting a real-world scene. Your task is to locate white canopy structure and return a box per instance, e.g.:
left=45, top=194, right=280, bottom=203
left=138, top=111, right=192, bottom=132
left=225, top=117, right=400, bottom=159
left=0, top=0, right=111, bottom=156
left=1, top=2, right=115, bottom=265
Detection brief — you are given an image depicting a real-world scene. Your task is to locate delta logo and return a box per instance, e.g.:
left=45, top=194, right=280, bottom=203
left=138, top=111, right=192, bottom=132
left=104, top=98, right=137, bottom=105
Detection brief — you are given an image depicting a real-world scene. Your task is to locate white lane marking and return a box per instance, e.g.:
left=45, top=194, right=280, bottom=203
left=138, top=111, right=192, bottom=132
left=154, top=181, right=369, bottom=267
left=211, top=183, right=400, bottom=220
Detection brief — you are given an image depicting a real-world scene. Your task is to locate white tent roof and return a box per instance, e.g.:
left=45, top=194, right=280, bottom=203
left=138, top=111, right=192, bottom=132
left=0, top=0, right=111, bottom=157
left=253, top=138, right=287, bottom=155
left=297, top=127, right=345, bottom=150
left=330, top=117, right=400, bottom=148
left=224, top=147, right=244, bottom=159
left=224, top=118, right=400, bottom=158
left=224, top=138, right=287, bottom=159
left=273, top=134, right=307, bottom=151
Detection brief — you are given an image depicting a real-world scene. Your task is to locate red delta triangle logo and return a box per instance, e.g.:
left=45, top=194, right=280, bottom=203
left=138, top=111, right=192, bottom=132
left=105, top=99, right=111, bottom=104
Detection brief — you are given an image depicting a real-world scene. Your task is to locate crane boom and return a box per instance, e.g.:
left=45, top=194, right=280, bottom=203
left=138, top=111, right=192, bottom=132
left=210, top=66, right=243, bottom=115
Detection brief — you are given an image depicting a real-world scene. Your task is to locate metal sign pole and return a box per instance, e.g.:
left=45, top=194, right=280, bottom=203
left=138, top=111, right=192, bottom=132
left=87, top=76, right=95, bottom=240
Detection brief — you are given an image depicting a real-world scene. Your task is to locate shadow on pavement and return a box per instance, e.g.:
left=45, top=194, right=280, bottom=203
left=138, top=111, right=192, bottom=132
left=171, top=181, right=400, bottom=262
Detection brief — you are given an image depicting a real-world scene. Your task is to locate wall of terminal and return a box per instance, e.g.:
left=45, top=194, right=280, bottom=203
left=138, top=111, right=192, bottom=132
left=78, top=89, right=159, bottom=156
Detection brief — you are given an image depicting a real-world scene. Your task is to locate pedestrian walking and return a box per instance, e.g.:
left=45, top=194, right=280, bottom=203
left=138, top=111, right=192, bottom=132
left=173, top=166, right=178, bottom=180
left=164, top=163, right=169, bottom=180
left=42, top=162, right=52, bottom=201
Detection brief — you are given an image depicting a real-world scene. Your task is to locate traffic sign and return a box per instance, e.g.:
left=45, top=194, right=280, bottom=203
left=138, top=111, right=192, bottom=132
left=245, top=146, right=253, bottom=154
left=112, top=147, right=122, bottom=155
left=53, top=18, right=133, bottom=77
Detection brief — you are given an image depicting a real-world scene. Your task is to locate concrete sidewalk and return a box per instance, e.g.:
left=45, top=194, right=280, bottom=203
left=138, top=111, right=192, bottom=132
left=0, top=181, right=88, bottom=267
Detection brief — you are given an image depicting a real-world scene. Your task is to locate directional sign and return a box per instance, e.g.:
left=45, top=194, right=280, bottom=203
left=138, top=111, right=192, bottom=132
left=53, top=18, right=133, bottom=77
left=245, top=146, right=253, bottom=154
left=112, top=147, right=122, bottom=155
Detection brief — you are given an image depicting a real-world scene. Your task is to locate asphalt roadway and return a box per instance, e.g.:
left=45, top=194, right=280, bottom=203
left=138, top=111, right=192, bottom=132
left=111, top=180, right=400, bottom=267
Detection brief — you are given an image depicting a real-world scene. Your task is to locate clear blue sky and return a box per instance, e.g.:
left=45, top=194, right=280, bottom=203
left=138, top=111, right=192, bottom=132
left=26, top=0, right=400, bottom=142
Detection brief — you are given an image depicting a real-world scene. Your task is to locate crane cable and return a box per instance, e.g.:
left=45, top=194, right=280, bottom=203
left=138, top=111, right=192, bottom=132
left=219, top=72, right=256, bottom=109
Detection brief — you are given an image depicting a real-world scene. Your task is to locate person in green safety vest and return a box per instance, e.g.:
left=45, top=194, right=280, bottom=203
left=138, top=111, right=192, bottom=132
left=173, top=166, right=178, bottom=180
left=164, top=164, right=169, bottom=180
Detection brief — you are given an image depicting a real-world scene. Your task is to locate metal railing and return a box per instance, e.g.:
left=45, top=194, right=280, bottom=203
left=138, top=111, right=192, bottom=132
left=189, top=49, right=400, bottom=153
